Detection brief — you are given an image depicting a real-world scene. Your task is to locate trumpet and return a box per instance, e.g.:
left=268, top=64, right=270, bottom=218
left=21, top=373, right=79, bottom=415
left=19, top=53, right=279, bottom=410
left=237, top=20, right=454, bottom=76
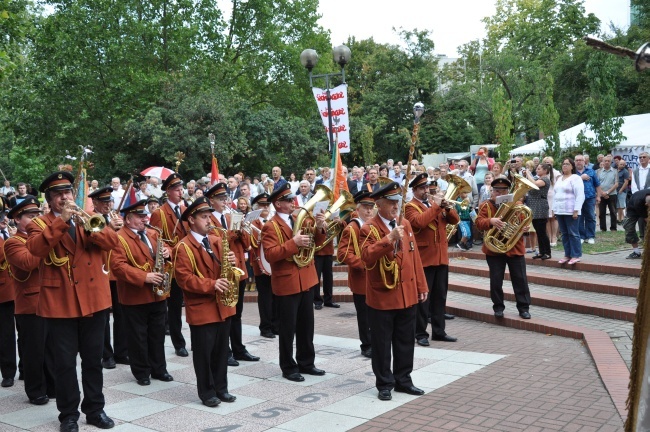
left=64, top=200, right=106, bottom=232
left=109, top=210, right=124, bottom=229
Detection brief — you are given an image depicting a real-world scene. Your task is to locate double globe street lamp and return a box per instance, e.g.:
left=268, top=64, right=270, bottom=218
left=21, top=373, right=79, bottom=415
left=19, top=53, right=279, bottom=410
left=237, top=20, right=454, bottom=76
left=300, top=45, right=351, bottom=153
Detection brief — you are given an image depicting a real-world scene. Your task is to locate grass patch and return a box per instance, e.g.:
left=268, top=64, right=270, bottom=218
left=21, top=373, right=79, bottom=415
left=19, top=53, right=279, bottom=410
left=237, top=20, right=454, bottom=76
left=548, top=229, right=630, bottom=254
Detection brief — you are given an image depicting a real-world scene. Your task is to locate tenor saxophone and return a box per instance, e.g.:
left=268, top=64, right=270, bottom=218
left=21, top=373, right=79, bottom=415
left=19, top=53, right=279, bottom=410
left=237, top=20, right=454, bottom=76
left=210, top=226, right=245, bottom=307
left=145, top=224, right=172, bottom=297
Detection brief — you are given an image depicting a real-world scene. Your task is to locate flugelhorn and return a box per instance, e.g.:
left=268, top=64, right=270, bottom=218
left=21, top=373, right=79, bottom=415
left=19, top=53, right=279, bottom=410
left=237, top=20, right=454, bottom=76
left=443, top=174, right=472, bottom=241
left=64, top=200, right=106, bottom=232
left=293, top=185, right=332, bottom=267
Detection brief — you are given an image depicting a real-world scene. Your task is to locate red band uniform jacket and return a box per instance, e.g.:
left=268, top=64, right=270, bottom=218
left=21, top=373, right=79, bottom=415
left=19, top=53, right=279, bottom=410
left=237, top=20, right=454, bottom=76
left=110, top=227, right=171, bottom=306
left=0, top=238, right=14, bottom=304
left=4, top=232, right=41, bottom=314
left=336, top=220, right=366, bottom=295
left=208, top=213, right=250, bottom=281
left=26, top=212, right=119, bottom=318
left=475, top=200, right=525, bottom=257
left=359, top=215, right=428, bottom=310
left=149, top=202, right=189, bottom=247
left=404, top=199, right=460, bottom=267
left=93, top=210, right=118, bottom=283
left=261, top=214, right=325, bottom=296
left=173, top=234, right=235, bottom=325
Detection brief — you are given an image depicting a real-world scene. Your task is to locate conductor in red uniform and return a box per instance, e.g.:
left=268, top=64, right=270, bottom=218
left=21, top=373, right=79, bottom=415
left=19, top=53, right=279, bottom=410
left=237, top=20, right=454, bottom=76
left=359, top=181, right=428, bottom=401
left=26, top=171, right=119, bottom=432
left=173, top=197, right=238, bottom=408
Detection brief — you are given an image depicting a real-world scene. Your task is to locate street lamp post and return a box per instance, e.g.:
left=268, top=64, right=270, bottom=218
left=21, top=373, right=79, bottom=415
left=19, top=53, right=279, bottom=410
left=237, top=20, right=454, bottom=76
left=300, top=45, right=351, bottom=153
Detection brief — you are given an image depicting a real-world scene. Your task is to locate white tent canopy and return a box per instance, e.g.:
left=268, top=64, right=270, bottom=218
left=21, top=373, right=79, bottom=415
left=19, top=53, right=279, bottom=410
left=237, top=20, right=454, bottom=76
left=510, top=113, right=650, bottom=155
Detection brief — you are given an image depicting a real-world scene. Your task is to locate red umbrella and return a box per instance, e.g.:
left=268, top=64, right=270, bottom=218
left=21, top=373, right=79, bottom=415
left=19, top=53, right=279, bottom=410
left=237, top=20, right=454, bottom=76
left=140, top=166, right=175, bottom=180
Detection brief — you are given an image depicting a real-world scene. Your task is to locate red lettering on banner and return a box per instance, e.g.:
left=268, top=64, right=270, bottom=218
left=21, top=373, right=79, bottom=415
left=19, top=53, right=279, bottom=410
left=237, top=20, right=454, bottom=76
left=331, top=92, right=345, bottom=100
left=317, top=94, right=327, bottom=101
left=338, top=141, right=349, bottom=149
left=321, top=108, right=346, bottom=117
left=325, top=125, right=347, bottom=133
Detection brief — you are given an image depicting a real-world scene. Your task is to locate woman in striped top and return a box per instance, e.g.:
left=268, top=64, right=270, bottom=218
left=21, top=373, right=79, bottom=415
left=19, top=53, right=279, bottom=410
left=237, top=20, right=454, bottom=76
left=552, top=158, right=585, bottom=265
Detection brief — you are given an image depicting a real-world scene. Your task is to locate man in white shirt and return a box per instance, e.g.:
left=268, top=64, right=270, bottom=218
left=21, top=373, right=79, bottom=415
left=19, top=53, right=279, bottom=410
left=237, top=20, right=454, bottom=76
left=1, top=180, right=15, bottom=196
left=632, top=152, right=650, bottom=193
left=147, top=177, right=163, bottom=199
left=110, top=178, right=125, bottom=211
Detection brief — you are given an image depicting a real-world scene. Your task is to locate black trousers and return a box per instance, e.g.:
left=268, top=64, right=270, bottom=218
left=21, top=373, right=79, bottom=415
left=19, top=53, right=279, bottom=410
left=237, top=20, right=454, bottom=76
left=229, top=280, right=247, bottom=357
left=599, top=195, right=617, bottom=231
left=276, top=289, right=315, bottom=375
left=190, top=319, right=231, bottom=402
left=103, top=281, right=128, bottom=360
left=15, top=314, right=56, bottom=400
left=167, top=279, right=186, bottom=350
left=122, top=301, right=167, bottom=380
left=352, top=294, right=371, bottom=351
left=486, top=254, right=531, bottom=313
left=532, top=218, right=551, bottom=256
left=415, top=265, right=449, bottom=340
left=313, top=255, right=334, bottom=305
left=0, top=301, right=16, bottom=379
left=47, top=309, right=107, bottom=423
left=368, top=304, right=417, bottom=391
left=256, top=274, right=278, bottom=334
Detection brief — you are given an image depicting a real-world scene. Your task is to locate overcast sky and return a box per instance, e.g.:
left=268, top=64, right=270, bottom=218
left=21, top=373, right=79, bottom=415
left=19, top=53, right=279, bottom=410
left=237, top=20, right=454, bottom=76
left=318, top=0, right=631, bottom=57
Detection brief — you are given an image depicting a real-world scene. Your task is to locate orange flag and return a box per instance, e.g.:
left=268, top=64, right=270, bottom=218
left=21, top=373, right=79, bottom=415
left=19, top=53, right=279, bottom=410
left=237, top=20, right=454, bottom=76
left=210, top=155, right=219, bottom=187
left=332, top=138, right=349, bottom=201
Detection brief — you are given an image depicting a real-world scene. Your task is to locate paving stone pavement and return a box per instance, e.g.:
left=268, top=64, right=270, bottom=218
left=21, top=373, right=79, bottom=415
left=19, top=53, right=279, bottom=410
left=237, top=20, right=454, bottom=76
left=0, top=302, right=625, bottom=431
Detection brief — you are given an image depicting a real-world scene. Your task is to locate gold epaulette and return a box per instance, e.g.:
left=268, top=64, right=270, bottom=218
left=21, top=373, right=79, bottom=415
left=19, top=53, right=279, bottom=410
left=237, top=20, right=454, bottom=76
left=117, top=235, right=151, bottom=272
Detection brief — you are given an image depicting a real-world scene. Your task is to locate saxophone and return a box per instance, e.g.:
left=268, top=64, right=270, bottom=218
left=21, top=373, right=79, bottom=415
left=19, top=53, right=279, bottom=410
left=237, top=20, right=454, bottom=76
left=145, top=224, right=172, bottom=298
left=210, top=226, right=245, bottom=307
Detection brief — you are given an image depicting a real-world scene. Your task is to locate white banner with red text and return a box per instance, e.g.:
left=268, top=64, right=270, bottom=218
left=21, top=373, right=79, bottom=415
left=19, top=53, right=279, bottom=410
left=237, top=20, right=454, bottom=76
left=312, top=84, right=350, bottom=154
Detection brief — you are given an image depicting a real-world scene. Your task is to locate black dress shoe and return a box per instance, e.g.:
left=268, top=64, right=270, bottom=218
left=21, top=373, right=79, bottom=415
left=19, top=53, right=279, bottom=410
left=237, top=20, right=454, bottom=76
left=101, top=358, right=116, bottom=369
left=532, top=254, right=543, bottom=259
left=432, top=335, right=457, bottom=342
left=540, top=254, right=551, bottom=260
left=260, top=332, right=276, bottom=338
left=234, top=352, right=260, bottom=362
left=86, top=412, right=115, bottom=429
left=60, top=418, right=79, bottom=432
left=114, top=356, right=130, bottom=365
left=416, top=338, right=430, bottom=347
left=152, top=373, right=174, bottom=382
left=29, top=395, right=49, bottom=405
left=519, top=311, right=531, bottom=319
left=228, top=356, right=240, bottom=367
left=1, top=377, right=14, bottom=387
left=444, top=313, right=455, bottom=320
left=324, top=302, right=340, bottom=308
left=494, top=311, right=504, bottom=318
left=216, top=392, right=237, bottom=403
left=202, top=396, right=221, bottom=407
left=314, top=304, right=323, bottom=310
left=378, top=389, right=392, bottom=401
left=175, top=347, right=189, bottom=357
left=283, top=373, right=305, bottom=382
left=299, top=367, right=325, bottom=376
left=361, top=348, right=372, bottom=358
left=137, top=378, right=150, bottom=386
left=395, top=385, right=425, bottom=395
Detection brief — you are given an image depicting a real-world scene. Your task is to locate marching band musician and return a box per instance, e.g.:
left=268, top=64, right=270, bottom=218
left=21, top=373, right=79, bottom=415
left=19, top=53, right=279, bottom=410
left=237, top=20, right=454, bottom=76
left=5, top=197, right=56, bottom=404
left=173, top=197, right=238, bottom=407
left=336, top=190, right=375, bottom=358
left=205, top=183, right=259, bottom=366
left=110, top=200, right=173, bottom=386
left=313, top=206, right=341, bottom=310
left=248, top=192, right=279, bottom=338
left=404, top=173, right=459, bottom=345
left=88, top=186, right=129, bottom=370
left=0, top=198, right=17, bottom=390
left=359, top=181, right=428, bottom=401
left=261, top=183, right=327, bottom=382
left=26, top=171, right=119, bottom=432
left=474, top=177, right=532, bottom=319
left=148, top=173, right=189, bottom=358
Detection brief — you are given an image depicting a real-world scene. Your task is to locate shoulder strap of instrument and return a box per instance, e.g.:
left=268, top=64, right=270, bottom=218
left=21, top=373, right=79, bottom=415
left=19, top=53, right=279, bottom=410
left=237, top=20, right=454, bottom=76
left=117, top=235, right=151, bottom=272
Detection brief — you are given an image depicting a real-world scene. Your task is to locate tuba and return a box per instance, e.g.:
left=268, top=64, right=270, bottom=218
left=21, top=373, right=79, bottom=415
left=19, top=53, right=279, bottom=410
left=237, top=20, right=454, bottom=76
left=293, top=185, right=332, bottom=268
left=443, top=174, right=473, bottom=241
left=145, top=224, right=172, bottom=298
left=484, top=174, right=539, bottom=254
left=211, top=226, right=245, bottom=307
left=314, top=188, right=356, bottom=252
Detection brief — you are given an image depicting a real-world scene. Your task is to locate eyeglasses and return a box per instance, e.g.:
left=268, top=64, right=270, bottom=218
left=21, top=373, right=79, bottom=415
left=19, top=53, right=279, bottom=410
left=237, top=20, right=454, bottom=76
left=640, top=156, right=648, bottom=159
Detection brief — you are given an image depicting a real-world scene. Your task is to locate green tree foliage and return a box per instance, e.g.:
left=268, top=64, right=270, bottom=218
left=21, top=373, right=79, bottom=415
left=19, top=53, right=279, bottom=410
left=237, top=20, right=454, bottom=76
left=492, top=86, right=514, bottom=161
